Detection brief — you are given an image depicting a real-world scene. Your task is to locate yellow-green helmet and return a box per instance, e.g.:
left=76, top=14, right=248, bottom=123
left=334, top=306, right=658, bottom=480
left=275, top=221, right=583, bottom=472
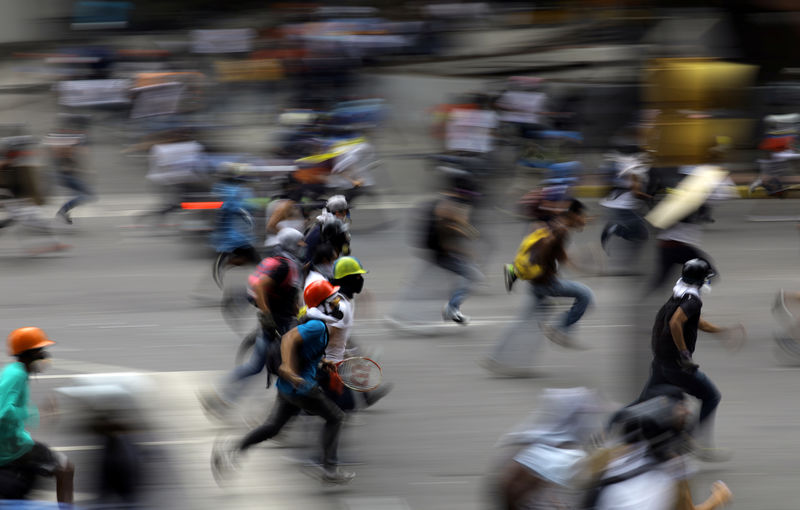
left=333, top=256, right=367, bottom=280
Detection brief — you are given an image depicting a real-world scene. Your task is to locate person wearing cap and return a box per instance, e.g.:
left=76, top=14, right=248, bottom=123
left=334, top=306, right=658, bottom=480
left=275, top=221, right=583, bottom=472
left=212, top=280, right=354, bottom=485
left=0, top=327, right=74, bottom=503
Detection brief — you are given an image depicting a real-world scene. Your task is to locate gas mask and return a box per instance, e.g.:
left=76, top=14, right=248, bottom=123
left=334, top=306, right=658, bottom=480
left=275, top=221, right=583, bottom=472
left=322, top=295, right=344, bottom=321
left=28, top=350, right=52, bottom=374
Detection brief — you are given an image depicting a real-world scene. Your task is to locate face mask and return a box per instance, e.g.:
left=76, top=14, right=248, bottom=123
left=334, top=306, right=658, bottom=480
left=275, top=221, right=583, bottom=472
left=701, top=283, right=712, bottom=294
left=323, top=297, right=344, bottom=321
left=350, top=276, right=364, bottom=295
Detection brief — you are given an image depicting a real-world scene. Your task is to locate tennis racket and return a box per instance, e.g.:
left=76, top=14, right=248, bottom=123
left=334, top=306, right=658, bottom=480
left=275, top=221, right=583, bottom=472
left=335, top=357, right=382, bottom=392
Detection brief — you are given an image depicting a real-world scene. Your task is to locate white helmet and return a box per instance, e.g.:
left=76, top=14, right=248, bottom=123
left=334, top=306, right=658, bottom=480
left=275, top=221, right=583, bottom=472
left=276, top=228, right=304, bottom=257
left=325, top=195, right=349, bottom=214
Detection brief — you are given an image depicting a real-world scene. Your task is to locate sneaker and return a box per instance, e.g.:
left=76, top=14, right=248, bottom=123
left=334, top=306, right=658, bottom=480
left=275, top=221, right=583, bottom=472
left=301, top=463, right=356, bottom=485
left=443, top=304, right=470, bottom=325
left=211, top=437, right=242, bottom=485
left=539, top=322, right=582, bottom=350
left=56, top=209, right=73, bottom=225
left=478, top=356, right=534, bottom=377
left=197, top=389, right=230, bottom=422
left=503, top=264, right=517, bottom=293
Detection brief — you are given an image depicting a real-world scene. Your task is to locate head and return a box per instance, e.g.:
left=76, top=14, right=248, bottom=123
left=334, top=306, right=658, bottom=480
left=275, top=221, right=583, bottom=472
left=276, top=228, right=305, bottom=258
left=320, top=217, right=351, bottom=256
left=332, top=256, right=368, bottom=296
left=325, top=195, right=350, bottom=221
left=303, top=280, right=344, bottom=320
left=8, top=327, right=55, bottom=374
left=312, top=242, right=338, bottom=278
left=680, top=258, right=715, bottom=288
left=561, top=199, right=587, bottom=230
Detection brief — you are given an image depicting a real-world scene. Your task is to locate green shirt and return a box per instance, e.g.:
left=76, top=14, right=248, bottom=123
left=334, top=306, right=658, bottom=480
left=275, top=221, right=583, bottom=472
left=0, top=362, right=36, bottom=464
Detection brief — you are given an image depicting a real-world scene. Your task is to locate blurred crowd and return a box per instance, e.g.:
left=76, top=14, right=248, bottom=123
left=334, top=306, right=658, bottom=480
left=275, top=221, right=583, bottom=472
left=2, top=1, right=800, bottom=508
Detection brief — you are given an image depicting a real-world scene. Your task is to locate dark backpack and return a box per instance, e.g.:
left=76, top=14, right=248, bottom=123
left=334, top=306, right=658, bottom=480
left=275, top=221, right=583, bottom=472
left=412, top=199, right=441, bottom=252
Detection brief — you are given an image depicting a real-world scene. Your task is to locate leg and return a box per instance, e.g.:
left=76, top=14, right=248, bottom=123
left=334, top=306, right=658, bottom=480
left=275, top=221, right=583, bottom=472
left=286, top=388, right=346, bottom=469
left=438, top=254, right=483, bottom=310
left=239, top=393, right=300, bottom=450
left=219, top=333, right=269, bottom=403
left=501, top=461, right=545, bottom=510
left=541, top=278, right=594, bottom=330
left=55, top=460, right=75, bottom=504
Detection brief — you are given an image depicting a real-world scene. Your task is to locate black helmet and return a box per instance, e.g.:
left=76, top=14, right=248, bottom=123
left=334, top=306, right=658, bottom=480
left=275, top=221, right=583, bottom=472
left=321, top=217, right=351, bottom=253
left=681, top=258, right=714, bottom=286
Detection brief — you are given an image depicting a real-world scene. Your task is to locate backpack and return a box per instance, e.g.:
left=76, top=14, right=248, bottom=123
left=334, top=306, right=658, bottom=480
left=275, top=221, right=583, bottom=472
left=512, top=227, right=550, bottom=280
left=412, top=199, right=442, bottom=252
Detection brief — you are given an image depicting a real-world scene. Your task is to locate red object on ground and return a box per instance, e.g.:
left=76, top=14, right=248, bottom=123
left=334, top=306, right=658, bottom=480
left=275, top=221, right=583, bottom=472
left=181, top=202, right=223, bottom=210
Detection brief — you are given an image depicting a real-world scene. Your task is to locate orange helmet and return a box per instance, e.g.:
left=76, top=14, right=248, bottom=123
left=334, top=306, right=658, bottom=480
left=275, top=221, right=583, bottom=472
left=8, top=327, right=55, bottom=356
left=304, top=280, right=340, bottom=308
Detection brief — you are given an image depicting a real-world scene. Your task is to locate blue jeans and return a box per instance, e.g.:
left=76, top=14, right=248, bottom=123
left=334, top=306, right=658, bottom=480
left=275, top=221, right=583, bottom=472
left=436, top=254, right=483, bottom=310
left=57, top=173, right=94, bottom=214
left=532, top=277, right=594, bottom=330
left=219, top=316, right=293, bottom=403
left=639, top=361, right=721, bottom=423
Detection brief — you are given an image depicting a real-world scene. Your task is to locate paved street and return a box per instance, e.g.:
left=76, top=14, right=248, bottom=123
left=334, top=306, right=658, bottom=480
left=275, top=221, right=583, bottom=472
left=2, top=197, right=800, bottom=509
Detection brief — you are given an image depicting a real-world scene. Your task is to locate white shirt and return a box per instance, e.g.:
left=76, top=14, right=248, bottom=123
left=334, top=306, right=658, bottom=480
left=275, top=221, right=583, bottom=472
left=303, top=270, right=327, bottom=292
left=325, top=296, right=353, bottom=362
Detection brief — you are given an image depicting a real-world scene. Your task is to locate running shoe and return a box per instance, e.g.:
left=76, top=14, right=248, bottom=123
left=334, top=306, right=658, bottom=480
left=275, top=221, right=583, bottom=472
left=443, top=304, right=470, bottom=325
left=211, top=437, right=242, bottom=485
left=503, top=264, right=517, bottom=293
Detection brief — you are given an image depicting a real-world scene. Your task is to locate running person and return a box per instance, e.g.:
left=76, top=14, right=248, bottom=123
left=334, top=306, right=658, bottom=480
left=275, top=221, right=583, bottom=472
left=0, top=328, right=74, bottom=503
left=212, top=280, right=354, bottom=485
left=303, top=195, right=351, bottom=265
left=199, top=228, right=304, bottom=417
left=327, top=256, right=392, bottom=408
left=636, top=258, right=743, bottom=461
left=503, top=199, right=593, bottom=347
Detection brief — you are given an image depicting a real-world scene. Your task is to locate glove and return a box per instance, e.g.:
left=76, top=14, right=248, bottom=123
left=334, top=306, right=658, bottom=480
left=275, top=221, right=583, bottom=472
left=678, top=349, right=699, bottom=373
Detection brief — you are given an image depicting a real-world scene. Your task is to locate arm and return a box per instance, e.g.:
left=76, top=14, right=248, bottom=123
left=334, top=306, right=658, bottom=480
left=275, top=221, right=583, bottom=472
left=277, top=328, right=305, bottom=388
left=698, top=317, right=724, bottom=334
left=253, top=276, right=274, bottom=316
left=0, top=374, right=28, bottom=426
left=669, top=307, right=690, bottom=352
left=266, top=200, right=296, bottom=234
left=325, top=325, right=348, bottom=363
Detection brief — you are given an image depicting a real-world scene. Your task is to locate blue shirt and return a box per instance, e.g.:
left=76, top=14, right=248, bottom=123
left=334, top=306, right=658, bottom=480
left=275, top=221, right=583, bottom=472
left=209, top=182, right=255, bottom=253
left=0, top=362, right=36, bottom=465
left=276, top=320, right=328, bottom=397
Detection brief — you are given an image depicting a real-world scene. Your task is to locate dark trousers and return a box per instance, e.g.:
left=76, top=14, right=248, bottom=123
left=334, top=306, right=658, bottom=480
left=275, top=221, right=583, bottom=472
left=649, top=241, right=715, bottom=293
left=638, top=360, right=721, bottom=423
left=239, top=388, right=345, bottom=468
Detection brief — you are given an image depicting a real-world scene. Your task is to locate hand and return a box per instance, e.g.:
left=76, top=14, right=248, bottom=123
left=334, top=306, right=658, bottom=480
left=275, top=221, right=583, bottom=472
left=678, top=350, right=699, bottom=373
left=710, top=480, right=732, bottom=506
left=320, top=359, right=337, bottom=372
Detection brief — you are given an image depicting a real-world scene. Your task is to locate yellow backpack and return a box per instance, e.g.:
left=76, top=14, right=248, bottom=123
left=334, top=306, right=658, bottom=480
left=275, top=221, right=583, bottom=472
left=513, top=227, right=550, bottom=280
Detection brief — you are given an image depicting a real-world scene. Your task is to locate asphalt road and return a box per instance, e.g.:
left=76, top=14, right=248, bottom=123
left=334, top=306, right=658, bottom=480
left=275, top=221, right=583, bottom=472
left=2, top=197, right=800, bottom=509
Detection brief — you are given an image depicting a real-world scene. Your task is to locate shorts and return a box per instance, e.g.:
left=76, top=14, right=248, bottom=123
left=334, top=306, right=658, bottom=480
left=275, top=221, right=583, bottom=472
left=10, top=442, right=68, bottom=477
left=0, top=442, right=68, bottom=499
